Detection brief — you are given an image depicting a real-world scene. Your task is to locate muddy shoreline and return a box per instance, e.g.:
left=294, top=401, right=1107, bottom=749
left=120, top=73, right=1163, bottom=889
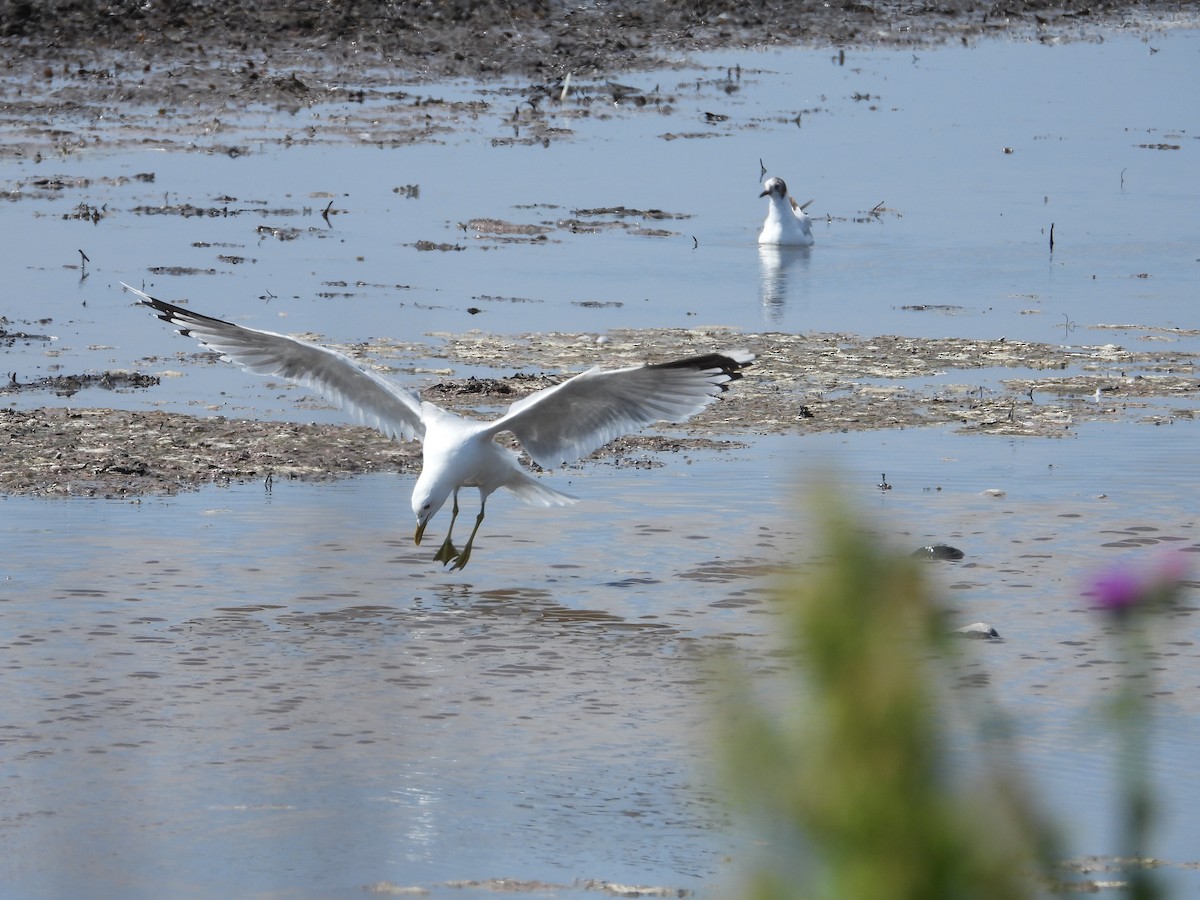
left=4, top=0, right=1187, bottom=83
left=3, top=324, right=1195, bottom=498
left=2, top=1, right=1194, bottom=159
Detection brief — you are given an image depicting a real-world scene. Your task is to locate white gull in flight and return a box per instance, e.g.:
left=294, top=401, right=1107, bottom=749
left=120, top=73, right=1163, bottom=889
left=124, top=284, right=753, bottom=570
left=758, top=176, right=814, bottom=246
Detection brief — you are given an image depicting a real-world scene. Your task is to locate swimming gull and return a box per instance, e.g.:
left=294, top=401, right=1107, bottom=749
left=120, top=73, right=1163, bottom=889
left=758, top=176, right=814, bottom=246
left=123, top=284, right=754, bottom=570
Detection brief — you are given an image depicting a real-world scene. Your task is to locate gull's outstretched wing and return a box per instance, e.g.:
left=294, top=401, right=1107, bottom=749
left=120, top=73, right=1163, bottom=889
left=124, top=284, right=425, bottom=442
left=487, top=351, right=753, bottom=467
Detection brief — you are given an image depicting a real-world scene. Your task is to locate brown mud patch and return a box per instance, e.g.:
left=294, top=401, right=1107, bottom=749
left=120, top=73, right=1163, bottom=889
left=365, top=877, right=690, bottom=896
left=0, top=406, right=414, bottom=498
left=2, top=325, right=1195, bottom=498
left=1, top=1, right=1192, bottom=159
left=0, top=386, right=742, bottom=498
left=1, top=370, right=160, bottom=397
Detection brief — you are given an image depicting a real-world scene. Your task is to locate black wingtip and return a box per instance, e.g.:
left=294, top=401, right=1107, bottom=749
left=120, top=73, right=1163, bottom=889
left=650, top=351, right=754, bottom=387
left=143, top=295, right=189, bottom=324
left=125, top=283, right=233, bottom=333
left=123, top=283, right=183, bottom=323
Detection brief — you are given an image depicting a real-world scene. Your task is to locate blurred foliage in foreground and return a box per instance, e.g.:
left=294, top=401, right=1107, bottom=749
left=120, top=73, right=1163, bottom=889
left=719, top=496, right=1060, bottom=900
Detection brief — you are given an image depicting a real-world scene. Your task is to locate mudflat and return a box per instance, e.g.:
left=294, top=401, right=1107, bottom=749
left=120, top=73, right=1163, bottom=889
left=1, top=0, right=1195, bottom=497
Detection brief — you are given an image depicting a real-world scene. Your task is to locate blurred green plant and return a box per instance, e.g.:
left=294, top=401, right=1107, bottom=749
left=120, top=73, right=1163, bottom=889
left=719, top=493, right=1058, bottom=900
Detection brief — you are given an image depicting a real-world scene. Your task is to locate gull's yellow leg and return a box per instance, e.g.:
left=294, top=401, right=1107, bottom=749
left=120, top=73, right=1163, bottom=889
left=449, top=497, right=487, bottom=572
left=433, top=490, right=461, bottom=565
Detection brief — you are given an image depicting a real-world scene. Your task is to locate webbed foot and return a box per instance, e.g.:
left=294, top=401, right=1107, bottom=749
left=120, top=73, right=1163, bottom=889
left=433, top=538, right=459, bottom=565
left=448, top=546, right=473, bottom=571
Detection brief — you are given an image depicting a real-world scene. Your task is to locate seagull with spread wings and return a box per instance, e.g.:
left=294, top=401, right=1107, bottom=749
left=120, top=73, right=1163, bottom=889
left=124, top=284, right=753, bottom=570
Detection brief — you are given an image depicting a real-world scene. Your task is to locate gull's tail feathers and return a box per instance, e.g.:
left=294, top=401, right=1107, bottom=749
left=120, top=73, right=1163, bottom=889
left=503, top=473, right=580, bottom=508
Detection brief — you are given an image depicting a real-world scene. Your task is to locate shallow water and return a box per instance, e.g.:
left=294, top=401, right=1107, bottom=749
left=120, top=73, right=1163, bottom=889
left=4, top=422, right=1199, bottom=897
left=2, top=27, right=1199, bottom=899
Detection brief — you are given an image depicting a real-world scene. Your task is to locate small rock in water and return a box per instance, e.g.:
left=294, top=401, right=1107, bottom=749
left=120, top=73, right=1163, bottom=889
left=954, top=622, right=1000, bottom=639
left=912, top=543, right=965, bottom=560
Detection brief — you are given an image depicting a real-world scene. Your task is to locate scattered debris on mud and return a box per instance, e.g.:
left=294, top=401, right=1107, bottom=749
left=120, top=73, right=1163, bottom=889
left=0, top=407, right=414, bottom=498
left=0, top=402, right=742, bottom=499
left=365, top=876, right=691, bottom=897
left=1, top=370, right=159, bottom=398
left=1, top=0, right=1192, bottom=159
left=2, top=324, right=1195, bottom=498
left=356, top=325, right=1200, bottom=437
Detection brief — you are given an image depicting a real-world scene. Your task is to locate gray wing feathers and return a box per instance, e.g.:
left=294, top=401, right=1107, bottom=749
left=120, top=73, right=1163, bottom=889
left=490, top=351, right=753, bottom=467
left=125, top=284, right=425, bottom=442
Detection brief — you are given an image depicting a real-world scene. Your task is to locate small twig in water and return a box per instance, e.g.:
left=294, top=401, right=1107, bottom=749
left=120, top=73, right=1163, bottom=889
left=1049, top=222, right=1055, bottom=253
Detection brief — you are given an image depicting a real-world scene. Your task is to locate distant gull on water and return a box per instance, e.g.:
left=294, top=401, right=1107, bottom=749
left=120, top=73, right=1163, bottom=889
left=758, top=176, right=814, bottom=246
left=124, top=284, right=753, bottom=570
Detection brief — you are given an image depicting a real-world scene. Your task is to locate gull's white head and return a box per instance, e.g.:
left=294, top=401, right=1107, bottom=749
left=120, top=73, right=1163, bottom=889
left=411, top=475, right=452, bottom=545
left=760, top=177, right=789, bottom=201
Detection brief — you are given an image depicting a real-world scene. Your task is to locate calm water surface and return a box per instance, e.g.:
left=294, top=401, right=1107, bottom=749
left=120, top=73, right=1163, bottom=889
left=4, top=422, right=1199, bottom=898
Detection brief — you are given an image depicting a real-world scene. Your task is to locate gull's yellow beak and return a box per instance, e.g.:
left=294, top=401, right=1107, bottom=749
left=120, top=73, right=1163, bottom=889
left=414, top=520, right=427, bottom=545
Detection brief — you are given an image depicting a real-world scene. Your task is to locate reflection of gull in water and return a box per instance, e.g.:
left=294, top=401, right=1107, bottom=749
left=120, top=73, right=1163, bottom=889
left=123, top=284, right=753, bottom=571
left=758, top=176, right=814, bottom=246
left=758, top=244, right=812, bottom=326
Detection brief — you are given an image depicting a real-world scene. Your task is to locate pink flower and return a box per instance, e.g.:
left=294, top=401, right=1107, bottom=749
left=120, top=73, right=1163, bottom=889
left=1087, top=551, right=1190, bottom=617
left=1090, top=567, right=1145, bottom=614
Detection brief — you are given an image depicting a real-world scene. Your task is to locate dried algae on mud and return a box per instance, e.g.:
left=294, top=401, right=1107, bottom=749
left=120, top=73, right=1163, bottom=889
left=2, top=327, right=1195, bottom=498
